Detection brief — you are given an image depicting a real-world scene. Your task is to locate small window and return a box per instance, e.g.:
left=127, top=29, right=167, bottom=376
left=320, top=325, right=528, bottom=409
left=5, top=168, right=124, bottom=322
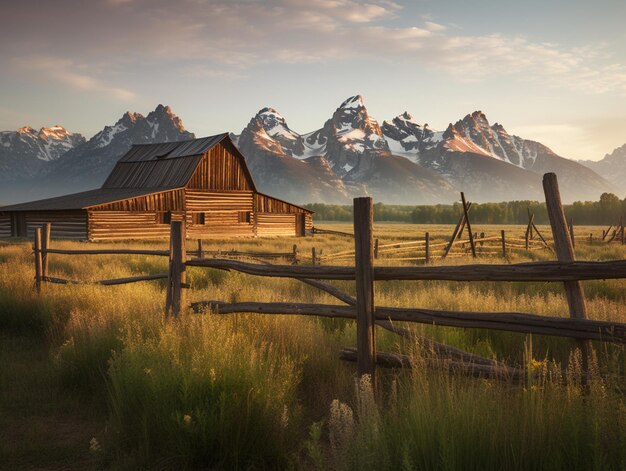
left=238, top=211, right=251, bottom=223
left=192, top=212, right=206, bottom=225
left=157, top=212, right=172, bottom=224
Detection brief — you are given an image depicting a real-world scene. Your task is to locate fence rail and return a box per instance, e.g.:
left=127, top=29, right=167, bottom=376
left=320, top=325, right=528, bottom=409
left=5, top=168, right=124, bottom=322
left=30, top=173, right=626, bottom=388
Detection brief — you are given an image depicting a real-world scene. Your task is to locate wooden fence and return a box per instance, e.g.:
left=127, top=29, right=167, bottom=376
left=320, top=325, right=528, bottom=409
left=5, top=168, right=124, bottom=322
left=31, top=173, right=626, bottom=386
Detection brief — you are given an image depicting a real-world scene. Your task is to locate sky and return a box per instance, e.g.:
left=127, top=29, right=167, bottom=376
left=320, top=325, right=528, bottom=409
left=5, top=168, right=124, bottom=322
left=0, top=0, right=625, bottom=161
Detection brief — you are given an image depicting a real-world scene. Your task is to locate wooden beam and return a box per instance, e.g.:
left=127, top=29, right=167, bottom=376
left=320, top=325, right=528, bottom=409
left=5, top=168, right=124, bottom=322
left=44, top=248, right=169, bottom=256
left=41, top=223, right=51, bottom=280
left=190, top=301, right=626, bottom=343
left=166, top=221, right=187, bottom=318
left=461, top=192, right=476, bottom=257
left=353, top=197, right=376, bottom=381
left=185, top=257, right=626, bottom=282
left=34, top=227, right=42, bottom=293
left=542, top=173, right=590, bottom=370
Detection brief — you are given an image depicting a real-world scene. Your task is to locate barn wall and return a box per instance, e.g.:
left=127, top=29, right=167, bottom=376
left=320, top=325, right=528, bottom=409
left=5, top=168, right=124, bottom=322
left=185, top=190, right=254, bottom=238
left=88, top=211, right=179, bottom=241
left=256, top=213, right=296, bottom=237
left=0, top=214, right=12, bottom=238
left=23, top=211, right=88, bottom=240
left=254, top=193, right=311, bottom=214
left=187, top=212, right=255, bottom=238
left=187, top=143, right=254, bottom=191
left=89, top=189, right=185, bottom=212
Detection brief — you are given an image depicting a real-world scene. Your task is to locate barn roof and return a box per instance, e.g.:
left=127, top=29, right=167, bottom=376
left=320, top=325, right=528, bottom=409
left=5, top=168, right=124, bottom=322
left=102, top=133, right=257, bottom=191
left=0, top=188, right=176, bottom=212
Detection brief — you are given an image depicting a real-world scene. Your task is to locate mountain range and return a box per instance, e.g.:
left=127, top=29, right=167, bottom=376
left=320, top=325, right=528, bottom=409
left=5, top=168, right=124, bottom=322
left=0, top=96, right=622, bottom=205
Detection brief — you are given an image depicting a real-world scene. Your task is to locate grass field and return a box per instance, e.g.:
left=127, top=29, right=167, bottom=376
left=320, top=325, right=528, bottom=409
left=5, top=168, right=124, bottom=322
left=0, top=223, right=625, bottom=470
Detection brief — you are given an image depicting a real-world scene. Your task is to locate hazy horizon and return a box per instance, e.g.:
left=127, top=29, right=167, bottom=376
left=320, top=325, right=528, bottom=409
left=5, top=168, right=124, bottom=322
left=1, top=0, right=625, bottom=161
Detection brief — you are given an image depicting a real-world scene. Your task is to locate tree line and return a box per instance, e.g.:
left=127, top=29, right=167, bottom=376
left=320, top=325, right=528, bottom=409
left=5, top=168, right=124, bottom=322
left=304, top=193, right=626, bottom=225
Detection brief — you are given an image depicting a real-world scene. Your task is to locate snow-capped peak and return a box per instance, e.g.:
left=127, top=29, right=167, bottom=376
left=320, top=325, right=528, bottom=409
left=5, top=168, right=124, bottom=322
left=339, top=95, right=365, bottom=109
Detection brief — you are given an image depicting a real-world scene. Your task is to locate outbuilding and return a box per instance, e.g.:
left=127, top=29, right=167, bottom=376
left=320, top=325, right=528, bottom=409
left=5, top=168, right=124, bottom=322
left=0, top=134, right=313, bottom=240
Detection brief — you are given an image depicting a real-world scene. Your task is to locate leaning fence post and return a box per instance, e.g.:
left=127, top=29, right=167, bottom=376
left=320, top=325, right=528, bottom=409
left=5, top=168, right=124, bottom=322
left=501, top=230, right=506, bottom=258
left=34, top=227, right=43, bottom=293
left=461, top=192, right=476, bottom=257
left=353, top=197, right=376, bottom=384
left=166, top=221, right=186, bottom=318
left=424, top=232, right=430, bottom=264
left=292, top=244, right=298, bottom=264
left=197, top=239, right=203, bottom=258
left=542, top=173, right=590, bottom=373
left=41, top=223, right=51, bottom=280
left=569, top=218, right=575, bottom=249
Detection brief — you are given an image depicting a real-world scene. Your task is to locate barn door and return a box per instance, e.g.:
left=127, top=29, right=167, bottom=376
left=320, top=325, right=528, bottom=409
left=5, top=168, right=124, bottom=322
left=296, top=214, right=305, bottom=237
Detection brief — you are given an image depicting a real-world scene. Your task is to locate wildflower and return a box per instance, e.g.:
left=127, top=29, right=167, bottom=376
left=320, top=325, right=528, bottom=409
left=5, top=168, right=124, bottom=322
left=329, top=399, right=354, bottom=452
left=144, top=368, right=152, bottom=375
left=209, top=368, right=216, bottom=382
left=89, top=437, right=102, bottom=453
left=183, top=414, right=192, bottom=425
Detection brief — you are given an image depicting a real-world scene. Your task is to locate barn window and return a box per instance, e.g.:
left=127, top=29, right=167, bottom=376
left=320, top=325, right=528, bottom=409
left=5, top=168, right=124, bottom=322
left=238, top=211, right=251, bottom=223
left=157, top=211, right=172, bottom=224
left=192, top=212, right=206, bottom=225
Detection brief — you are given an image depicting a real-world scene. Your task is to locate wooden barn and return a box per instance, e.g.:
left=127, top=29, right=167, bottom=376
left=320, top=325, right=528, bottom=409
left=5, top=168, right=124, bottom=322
left=0, top=134, right=313, bottom=240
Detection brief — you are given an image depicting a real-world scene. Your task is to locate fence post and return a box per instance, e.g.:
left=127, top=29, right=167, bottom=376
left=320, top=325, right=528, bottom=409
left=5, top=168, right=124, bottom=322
left=197, top=239, right=203, bottom=258
left=292, top=244, right=298, bottom=264
left=353, top=197, right=376, bottom=383
left=424, top=232, right=430, bottom=264
left=569, top=218, right=575, bottom=249
left=34, top=227, right=43, bottom=293
left=501, top=230, right=506, bottom=258
left=166, top=221, right=186, bottom=318
left=542, top=173, right=590, bottom=372
left=41, top=223, right=51, bottom=280
left=374, top=238, right=379, bottom=259
left=589, top=233, right=593, bottom=245
left=311, top=247, right=316, bottom=265
left=461, top=192, right=476, bottom=257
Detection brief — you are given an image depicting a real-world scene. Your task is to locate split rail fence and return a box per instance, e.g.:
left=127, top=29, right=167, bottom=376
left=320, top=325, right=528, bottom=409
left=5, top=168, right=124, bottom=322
left=32, top=173, right=626, bottom=385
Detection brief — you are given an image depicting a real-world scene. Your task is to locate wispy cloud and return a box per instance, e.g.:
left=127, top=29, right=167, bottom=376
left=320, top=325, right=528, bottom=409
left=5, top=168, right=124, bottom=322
left=12, top=56, right=136, bottom=101
left=2, top=0, right=625, bottom=97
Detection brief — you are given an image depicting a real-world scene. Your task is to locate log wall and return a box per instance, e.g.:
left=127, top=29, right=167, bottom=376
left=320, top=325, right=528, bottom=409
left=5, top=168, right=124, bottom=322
left=89, top=189, right=185, bottom=212
left=256, top=213, right=297, bottom=237
left=88, top=211, right=175, bottom=241
left=0, top=214, right=12, bottom=238
left=24, top=211, right=87, bottom=239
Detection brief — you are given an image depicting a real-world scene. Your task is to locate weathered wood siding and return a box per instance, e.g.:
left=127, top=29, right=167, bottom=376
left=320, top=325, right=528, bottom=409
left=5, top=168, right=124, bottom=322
left=187, top=212, right=255, bottom=238
left=0, top=214, right=12, bottom=238
left=305, top=213, right=313, bottom=231
left=256, top=213, right=297, bottom=237
left=185, top=190, right=253, bottom=211
left=254, top=193, right=309, bottom=214
left=185, top=190, right=254, bottom=238
left=187, top=142, right=254, bottom=191
left=88, top=211, right=178, bottom=241
left=89, top=189, right=185, bottom=211
left=24, top=211, right=88, bottom=239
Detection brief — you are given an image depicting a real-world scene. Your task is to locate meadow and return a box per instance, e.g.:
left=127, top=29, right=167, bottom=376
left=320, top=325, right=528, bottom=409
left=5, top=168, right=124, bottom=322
left=0, top=223, right=625, bottom=470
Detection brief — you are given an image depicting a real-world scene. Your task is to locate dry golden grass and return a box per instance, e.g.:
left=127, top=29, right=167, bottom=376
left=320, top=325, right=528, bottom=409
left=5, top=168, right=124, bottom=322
left=0, top=224, right=625, bottom=469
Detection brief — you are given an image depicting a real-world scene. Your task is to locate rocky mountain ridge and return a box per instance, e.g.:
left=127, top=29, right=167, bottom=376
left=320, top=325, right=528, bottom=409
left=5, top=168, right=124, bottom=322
left=0, top=96, right=618, bottom=205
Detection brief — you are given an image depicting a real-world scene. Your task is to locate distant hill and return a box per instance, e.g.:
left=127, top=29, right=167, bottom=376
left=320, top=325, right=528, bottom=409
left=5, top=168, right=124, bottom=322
left=579, top=143, right=626, bottom=195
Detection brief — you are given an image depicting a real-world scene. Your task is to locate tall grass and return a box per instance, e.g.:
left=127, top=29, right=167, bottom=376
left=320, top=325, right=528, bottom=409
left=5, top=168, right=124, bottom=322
left=0, top=228, right=625, bottom=469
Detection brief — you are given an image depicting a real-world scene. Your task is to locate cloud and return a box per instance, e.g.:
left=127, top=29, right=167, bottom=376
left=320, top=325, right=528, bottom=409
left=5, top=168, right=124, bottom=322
left=2, top=0, right=625, bottom=97
left=12, top=56, right=136, bottom=101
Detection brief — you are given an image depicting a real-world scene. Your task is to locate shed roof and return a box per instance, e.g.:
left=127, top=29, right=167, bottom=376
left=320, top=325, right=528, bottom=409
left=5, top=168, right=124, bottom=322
left=0, top=188, right=176, bottom=212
